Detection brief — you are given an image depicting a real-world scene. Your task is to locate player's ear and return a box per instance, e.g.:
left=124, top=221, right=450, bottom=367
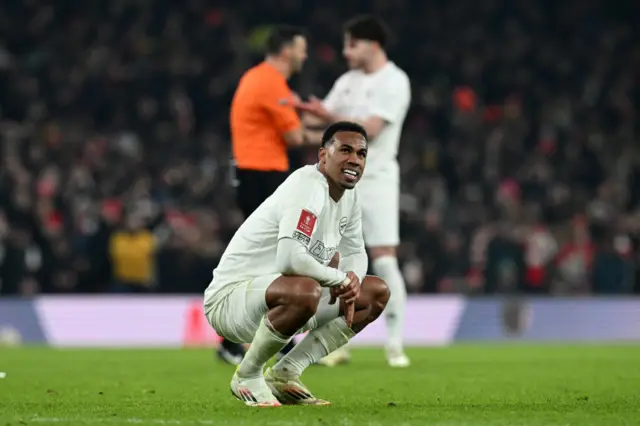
left=282, top=44, right=293, bottom=60
left=318, top=147, right=327, bottom=163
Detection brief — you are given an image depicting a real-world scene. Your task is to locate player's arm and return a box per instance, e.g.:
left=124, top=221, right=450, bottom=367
left=302, top=113, right=326, bottom=128
left=337, top=196, right=368, bottom=283
left=335, top=77, right=410, bottom=139
left=303, top=129, right=324, bottom=145
left=302, top=109, right=384, bottom=144
left=275, top=182, right=348, bottom=287
left=299, top=79, right=343, bottom=145
left=301, top=113, right=325, bottom=145
left=297, top=80, right=344, bottom=144
left=308, top=75, right=411, bottom=140
left=334, top=115, right=386, bottom=140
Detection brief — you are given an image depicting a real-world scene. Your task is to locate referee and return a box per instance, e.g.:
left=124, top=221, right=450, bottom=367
left=217, top=26, right=310, bottom=365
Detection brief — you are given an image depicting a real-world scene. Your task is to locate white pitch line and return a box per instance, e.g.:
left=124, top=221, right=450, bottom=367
left=27, top=420, right=585, bottom=426
left=30, top=418, right=313, bottom=426
left=28, top=419, right=448, bottom=426
left=31, top=419, right=212, bottom=425
left=27, top=419, right=526, bottom=426
left=26, top=420, right=581, bottom=426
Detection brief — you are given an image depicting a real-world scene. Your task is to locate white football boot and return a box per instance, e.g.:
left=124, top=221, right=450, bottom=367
left=230, top=369, right=282, bottom=407
left=264, top=367, right=331, bottom=406
left=316, top=346, right=351, bottom=367
left=386, top=346, right=410, bottom=368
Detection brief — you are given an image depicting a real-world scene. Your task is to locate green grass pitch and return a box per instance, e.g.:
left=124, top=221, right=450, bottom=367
left=2, top=345, right=639, bottom=425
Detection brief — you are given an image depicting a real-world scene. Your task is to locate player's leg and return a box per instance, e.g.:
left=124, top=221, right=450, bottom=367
left=217, top=338, right=244, bottom=365
left=370, top=246, right=409, bottom=367
left=266, top=276, right=390, bottom=404
left=229, top=274, right=323, bottom=406
left=315, top=252, right=351, bottom=367
left=215, top=169, right=265, bottom=365
left=362, top=182, right=409, bottom=367
left=262, top=171, right=300, bottom=362
left=218, top=168, right=287, bottom=365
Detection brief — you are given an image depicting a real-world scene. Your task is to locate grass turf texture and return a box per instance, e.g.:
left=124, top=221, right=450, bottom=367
left=1, top=345, right=638, bottom=426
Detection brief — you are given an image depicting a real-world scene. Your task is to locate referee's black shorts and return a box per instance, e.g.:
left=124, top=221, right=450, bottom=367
left=235, top=168, right=288, bottom=218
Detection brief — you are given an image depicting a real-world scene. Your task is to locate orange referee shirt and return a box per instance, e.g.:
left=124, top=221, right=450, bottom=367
left=230, top=62, right=301, bottom=172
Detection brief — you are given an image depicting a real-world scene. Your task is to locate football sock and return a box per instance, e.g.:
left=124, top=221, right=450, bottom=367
left=273, top=318, right=355, bottom=377
left=278, top=338, right=297, bottom=355
left=372, top=256, right=406, bottom=350
left=237, top=316, right=291, bottom=378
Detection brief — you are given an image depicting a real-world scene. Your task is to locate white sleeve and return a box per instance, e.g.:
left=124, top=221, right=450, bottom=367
left=337, top=196, right=368, bottom=283
left=368, top=74, right=411, bottom=124
left=276, top=178, right=348, bottom=287
left=276, top=239, right=347, bottom=287
left=322, top=75, right=345, bottom=113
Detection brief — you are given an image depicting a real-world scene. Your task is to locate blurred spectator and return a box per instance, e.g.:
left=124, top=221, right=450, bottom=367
left=108, top=210, right=168, bottom=293
left=553, top=215, right=595, bottom=294
left=591, top=234, right=634, bottom=294
left=483, top=225, right=527, bottom=295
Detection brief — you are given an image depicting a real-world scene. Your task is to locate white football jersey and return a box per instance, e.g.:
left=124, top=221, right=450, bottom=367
left=204, top=165, right=365, bottom=300
left=323, top=62, right=411, bottom=181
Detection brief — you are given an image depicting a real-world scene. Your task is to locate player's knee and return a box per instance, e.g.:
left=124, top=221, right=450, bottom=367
left=286, top=276, right=322, bottom=316
left=363, top=275, right=390, bottom=310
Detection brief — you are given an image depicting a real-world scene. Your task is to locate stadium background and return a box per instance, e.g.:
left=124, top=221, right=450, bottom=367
left=0, top=0, right=639, bottom=323
left=1, top=2, right=639, bottom=425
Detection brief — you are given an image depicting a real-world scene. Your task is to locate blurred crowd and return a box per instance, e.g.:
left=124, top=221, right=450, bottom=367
left=1, top=0, right=639, bottom=296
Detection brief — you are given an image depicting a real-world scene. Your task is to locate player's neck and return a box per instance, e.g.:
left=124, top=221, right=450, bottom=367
left=363, top=52, right=388, bottom=74
left=265, top=57, right=292, bottom=79
left=317, top=163, right=344, bottom=202
left=327, top=182, right=345, bottom=202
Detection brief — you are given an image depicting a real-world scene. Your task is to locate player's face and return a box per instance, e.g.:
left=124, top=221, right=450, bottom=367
left=320, top=131, right=367, bottom=190
left=342, top=34, right=373, bottom=70
left=286, top=35, right=308, bottom=73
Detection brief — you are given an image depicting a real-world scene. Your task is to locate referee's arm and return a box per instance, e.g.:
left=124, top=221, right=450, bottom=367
left=263, top=87, right=306, bottom=147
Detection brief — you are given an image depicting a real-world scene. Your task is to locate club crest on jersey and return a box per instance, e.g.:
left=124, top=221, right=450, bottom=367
left=339, top=217, right=348, bottom=235
left=296, top=209, right=317, bottom=237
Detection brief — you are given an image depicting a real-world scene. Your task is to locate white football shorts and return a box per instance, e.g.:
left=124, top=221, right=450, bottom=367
left=358, top=178, right=400, bottom=248
left=204, top=274, right=340, bottom=343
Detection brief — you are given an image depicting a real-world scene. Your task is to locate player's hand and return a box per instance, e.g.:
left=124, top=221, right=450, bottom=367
left=328, top=272, right=359, bottom=327
left=283, top=92, right=306, bottom=109
left=297, top=96, right=333, bottom=121
left=328, top=289, right=355, bottom=327
left=290, top=92, right=303, bottom=107
left=329, top=272, right=360, bottom=305
left=341, top=271, right=361, bottom=304
left=344, top=300, right=355, bottom=328
left=341, top=272, right=359, bottom=327
left=328, top=252, right=340, bottom=269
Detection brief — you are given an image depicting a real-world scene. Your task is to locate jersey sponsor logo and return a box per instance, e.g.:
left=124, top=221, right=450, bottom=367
left=309, top=240, right=337, bottom=263
left=296, top=209, right=317, bottom=237
left=339, top=217, right=348, bottom=235
left=292, top=230, right=311, bottom=246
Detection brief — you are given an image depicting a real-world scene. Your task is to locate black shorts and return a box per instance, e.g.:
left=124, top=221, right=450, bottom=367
left=235, top=168, right=288, bottom=218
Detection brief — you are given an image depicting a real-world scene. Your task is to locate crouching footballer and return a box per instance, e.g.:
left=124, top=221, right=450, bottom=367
left=203, top=121, right=389, bottom=406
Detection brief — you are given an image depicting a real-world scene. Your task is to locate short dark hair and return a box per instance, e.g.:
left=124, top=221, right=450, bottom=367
left=343, top=15, right=390, bottom=48
left=321, top=121, right=368, bottom=147
left=265, top=25, right=305, bottom=55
